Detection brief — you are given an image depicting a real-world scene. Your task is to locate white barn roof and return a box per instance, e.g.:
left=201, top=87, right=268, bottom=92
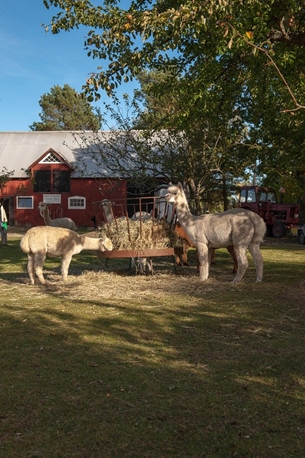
left=0, top=131, right=117, bottom=179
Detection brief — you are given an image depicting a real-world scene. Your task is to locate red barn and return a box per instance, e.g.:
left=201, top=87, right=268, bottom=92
left=0, top=131, right=128, bottom=228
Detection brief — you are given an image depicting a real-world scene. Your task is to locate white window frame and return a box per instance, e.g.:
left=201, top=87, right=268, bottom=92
left=16, top=196, right=34, bottom=209
left=68, top=196, right=86, bottom=210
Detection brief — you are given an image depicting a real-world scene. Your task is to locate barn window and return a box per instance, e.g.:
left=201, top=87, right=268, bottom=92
left=17, top=196, right=33, bottom=209
left=33, top=170, right=71, bottom=192
left=68, top=196, right=86, bottom=209
left=53, top=171, right=70, bottom=192
left=33, top=170, right=51, bottom=192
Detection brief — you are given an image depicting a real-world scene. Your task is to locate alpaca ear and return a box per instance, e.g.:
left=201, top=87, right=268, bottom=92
left=177, top=182, right=183, bottom=191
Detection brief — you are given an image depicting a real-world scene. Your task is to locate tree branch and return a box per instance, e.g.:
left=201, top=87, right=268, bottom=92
left=223, top=23, right=305, bottom=113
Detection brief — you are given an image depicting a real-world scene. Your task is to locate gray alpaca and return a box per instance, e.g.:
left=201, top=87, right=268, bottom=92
left=165, top=183, right=266, bottom=283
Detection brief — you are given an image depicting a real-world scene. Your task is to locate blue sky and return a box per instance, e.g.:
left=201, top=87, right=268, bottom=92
left=0, top=1, right=136, bottom=131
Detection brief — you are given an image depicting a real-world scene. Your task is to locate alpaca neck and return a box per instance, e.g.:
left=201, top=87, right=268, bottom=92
left=174, top=192, right=198, bottom=244
left=42, top=208, right=52, bottom=225
left=81, top=235, right=101, bottom=251
left=175, top=194, right=194, bottom=225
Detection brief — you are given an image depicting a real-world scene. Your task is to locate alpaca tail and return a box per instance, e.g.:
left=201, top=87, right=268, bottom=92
left=248, top=212, right=267, bottom=243
left=20, top=233, right=30, bottom=254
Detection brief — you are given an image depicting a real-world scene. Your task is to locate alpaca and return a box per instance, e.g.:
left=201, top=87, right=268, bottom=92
left=20, top=226, right=113, bottom=285
left=38, top=202, right=77, bottom=231
left=166, top=183, right=266, bottom=283
left=174, top=221, right=194, bottom=266
left=101, top=199, right=114, bottom=224
left=131, top=211, right=152, bottom=221
left=174, top=221, right=238, bottom=273
left=155, top=184, right=175, bottom=222
left=211, top=245, right=238, bottom=274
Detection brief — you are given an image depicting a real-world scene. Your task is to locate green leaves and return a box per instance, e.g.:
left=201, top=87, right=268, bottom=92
left=41, top=0, right=305, bottom=202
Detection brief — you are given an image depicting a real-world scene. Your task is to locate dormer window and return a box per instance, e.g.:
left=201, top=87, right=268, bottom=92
left=33, top=170, right=71, bottom=192
left=31, top=149, right=72, bottom=193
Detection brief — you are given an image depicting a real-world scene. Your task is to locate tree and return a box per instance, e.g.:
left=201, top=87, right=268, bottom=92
left=0, top=167, right=15, bottom=197
left=30, top=84, right=102, bottom=131
left=76, top=76, right=251, bottom=213
left=133, top=69, right=254, bottom=211
left=43, top=1, right=305, bottom=108
left=42, top=1, right=305, bottom=207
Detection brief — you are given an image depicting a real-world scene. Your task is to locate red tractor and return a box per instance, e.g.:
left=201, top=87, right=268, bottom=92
left=238, top=185, right=300, bottom=238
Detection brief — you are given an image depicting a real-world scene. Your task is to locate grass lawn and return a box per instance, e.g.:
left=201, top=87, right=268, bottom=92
left=1, top=230, right=305, bottom=457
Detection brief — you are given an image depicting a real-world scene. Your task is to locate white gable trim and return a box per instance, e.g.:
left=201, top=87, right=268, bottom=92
left=40, top=152, right=64, bottom=164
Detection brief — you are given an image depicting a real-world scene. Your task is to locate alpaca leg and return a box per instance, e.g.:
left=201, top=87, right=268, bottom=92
left=210, top=248, right=216, bottom=264
left=197, top=243, right=209, bottom=281
left=174, top=247, right=183, bottom=266
left=129, top=258, right=136, bottom=272
left=248, top=243, right=264, bottom=282
left=196, top=251, right=199, bottom=274
left=130, top=257, right=146, bottom=274
left=232, top=246, right=248, bottom=283
left=61, top=255, right=72, bottom=281
left=181, top=241, right=190, bottom=265
left=34, top=253, right=46, bottom=284
left=129, top=257, right=146, bottom=274
left=136, top=257, right=153, bottom=275
left=227, top=245, right=238, bottom=273
left=146, top=257, right=153, bottom=275
left=137, top=257, right=147, bottom=274
left=27, top=254, right=36, bottom=285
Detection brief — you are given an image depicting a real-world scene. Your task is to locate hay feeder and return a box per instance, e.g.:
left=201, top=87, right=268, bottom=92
left=92, top=195, right=179, bottom=268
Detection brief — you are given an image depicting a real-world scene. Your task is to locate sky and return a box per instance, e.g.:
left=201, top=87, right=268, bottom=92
left=0, top=0, right=136, bottom=131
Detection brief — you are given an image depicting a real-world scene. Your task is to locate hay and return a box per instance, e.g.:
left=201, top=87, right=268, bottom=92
left=91, top=218, right=182, bottom=250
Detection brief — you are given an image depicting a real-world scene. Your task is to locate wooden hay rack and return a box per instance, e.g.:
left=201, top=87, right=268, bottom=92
left=92, top=195, right=177, bottom=261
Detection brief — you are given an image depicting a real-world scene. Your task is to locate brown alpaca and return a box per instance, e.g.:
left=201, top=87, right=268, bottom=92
left=174, top=221, right=194, bottom=266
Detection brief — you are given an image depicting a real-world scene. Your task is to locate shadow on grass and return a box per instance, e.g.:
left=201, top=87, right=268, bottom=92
left=1, top=281, right=305, bottom=457
left=1, top=237, right=305, bottom=455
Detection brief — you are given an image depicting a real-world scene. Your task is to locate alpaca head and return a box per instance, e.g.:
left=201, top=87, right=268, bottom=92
left=99, top=236, right=113, bottom=252
left=165, top=182, right=184, bottom=204
left=38, top=202, right=49, bottom=217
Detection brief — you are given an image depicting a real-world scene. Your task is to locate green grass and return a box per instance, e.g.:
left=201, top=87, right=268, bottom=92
left=1, top=235, right=305, bottom=457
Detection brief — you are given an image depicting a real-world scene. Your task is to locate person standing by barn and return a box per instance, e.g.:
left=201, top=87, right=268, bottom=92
left=0, top=202, right=8, bottom=246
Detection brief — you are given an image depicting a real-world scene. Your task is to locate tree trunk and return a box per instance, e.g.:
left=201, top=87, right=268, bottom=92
left=222, top=173, right=229, bottom=211
left=188, top=179, right=203, bottom=215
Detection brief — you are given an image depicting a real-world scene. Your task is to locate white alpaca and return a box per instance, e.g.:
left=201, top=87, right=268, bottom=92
left=155, top=184, right=175, bottom=222
left=38, top=202, right=77, bottom=231
left=131, top=211, right=152, bottom=221
left=165, top=183, right=266, bottom=283
left=20, top=226, right=113, bottom=285
left=101, top=199, right=115, bottom=224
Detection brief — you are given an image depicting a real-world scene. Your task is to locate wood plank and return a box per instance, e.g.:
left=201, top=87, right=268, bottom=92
left=97, top=248, right=175, bottom=258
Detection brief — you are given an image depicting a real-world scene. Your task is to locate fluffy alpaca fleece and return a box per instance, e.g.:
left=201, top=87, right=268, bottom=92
left=165, top=183, right=266, bottom=283
left=20, top=226, right=113, bottom=284
left=174, top=221, right=238, bottom=273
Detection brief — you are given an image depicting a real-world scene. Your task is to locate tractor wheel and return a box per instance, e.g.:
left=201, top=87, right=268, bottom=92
left=266, top=225, right=273, bottom=237
left=298, top=229, right=305, bottom=245
left=272, top=221, right=286, bottom=238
